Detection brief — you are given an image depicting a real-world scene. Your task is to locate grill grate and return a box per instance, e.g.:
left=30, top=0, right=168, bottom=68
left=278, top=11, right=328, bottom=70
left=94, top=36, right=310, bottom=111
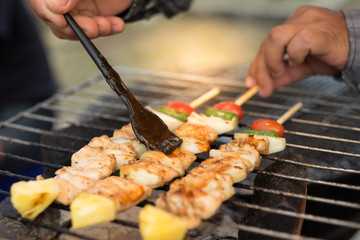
left=0, top=66, right=359, bottom=240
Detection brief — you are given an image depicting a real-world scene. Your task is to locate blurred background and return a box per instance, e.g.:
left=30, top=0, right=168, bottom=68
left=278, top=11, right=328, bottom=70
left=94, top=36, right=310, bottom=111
left=30, top=0, right=360, bottom=91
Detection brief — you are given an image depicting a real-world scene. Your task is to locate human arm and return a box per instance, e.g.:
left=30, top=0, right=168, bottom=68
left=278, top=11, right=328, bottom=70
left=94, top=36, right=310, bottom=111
left=339, top=9, right=360, bottom=91
left=246, top=6, right=349, bottom=97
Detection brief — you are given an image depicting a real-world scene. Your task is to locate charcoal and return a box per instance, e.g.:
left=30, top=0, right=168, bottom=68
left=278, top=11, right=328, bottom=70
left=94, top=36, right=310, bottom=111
left=0, top=215, right=39, bottom=240
left=238, top=151, right=307, bottom=239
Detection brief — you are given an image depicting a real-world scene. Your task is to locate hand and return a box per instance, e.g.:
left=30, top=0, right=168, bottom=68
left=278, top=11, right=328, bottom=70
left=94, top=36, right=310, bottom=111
left=246, top=6, right=349, bottom=97
left=28, top=0, right=133, bottom=39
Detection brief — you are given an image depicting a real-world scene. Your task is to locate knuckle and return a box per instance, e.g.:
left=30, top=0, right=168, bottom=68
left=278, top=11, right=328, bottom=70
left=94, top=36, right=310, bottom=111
left=297, top=29, right=315, bottom=45
left=294, top=6, right=312, bottom=14
left=268, top=26, right=287, bottom=42
left=297, top=6, right=322, bottom=19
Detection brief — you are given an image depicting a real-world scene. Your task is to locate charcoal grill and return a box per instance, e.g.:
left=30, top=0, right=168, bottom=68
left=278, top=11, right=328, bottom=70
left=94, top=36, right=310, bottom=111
left=0, top=66, right=359, bottom=240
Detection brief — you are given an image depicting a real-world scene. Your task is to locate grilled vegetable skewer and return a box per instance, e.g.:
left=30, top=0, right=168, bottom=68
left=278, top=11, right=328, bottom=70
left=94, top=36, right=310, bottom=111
left=155, top=87, right=221, bottom=129
left=158, top=86, right=258, bottom=136
left=248, top=101, right=303, bottom=137
left=161, top=86, right=222, bottom=119
left=210, top=85, right=259, bottom=121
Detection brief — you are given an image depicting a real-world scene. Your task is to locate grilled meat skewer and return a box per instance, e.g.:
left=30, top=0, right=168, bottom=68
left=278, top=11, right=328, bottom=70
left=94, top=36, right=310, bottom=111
left=155, top=135, right=286, bottom=230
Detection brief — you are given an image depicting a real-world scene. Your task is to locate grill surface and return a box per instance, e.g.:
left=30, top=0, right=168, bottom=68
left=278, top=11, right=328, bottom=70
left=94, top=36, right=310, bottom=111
left=0, top=66, right=359, bottom=240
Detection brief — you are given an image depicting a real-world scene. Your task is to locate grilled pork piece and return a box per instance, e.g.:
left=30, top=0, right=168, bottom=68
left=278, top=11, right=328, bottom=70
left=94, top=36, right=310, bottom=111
left=111, top=124, right=148, bottom=157
left=120, top=148, right=196, bottom=188
left=198, top=156, right=247, bottom=183
left=112, top=123, right=137, bottom=140
left=179, top=137, right=212, bottom=154
left=121, top=159, right=179, bottom=188
left=86, top=176, right=152, bottom=212
left=156, top=168, right=234, bottom=229
left=53, top=172, right=97, bottom=205
left=209, top=148, right=261, bottom=172
left=219, top=136, right=269, bottom=155
left=72, top=144, right=117, bottom=168
left=87, top=135, right=138, bottom=169
left=174, top=123, right=217, bottom=154
left=174, top=123, right=217, bottom=143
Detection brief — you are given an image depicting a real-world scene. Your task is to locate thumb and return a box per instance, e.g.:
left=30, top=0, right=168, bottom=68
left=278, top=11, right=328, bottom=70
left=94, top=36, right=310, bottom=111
left=45, top=0, right=81, bottom=14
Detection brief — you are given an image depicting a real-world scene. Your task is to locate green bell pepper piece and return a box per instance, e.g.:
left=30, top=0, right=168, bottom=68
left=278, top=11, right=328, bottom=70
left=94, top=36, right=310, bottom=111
left=205, top=107, right=238, bottom=121
left=242, top=130, right=279, bottom=137
left=157, top=106, right=188, bottom=122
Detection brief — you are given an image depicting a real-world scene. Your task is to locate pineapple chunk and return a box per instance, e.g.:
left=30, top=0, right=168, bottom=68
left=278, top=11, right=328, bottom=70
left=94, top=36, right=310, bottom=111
left=70, top=193, right=116, bottom=229
left=139, top=205, right=187, bottom=240
left=10, top=178, right=59, bottom=220
left=234, top=133, right=286, bottom=154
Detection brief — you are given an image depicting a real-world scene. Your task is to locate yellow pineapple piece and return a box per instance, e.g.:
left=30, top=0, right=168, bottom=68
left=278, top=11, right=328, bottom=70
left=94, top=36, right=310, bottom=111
left=70, top=193, right=116, bottom=229
left=10, top=178, right=60, bottom=220
left=139, top=205, right=187, bottom=240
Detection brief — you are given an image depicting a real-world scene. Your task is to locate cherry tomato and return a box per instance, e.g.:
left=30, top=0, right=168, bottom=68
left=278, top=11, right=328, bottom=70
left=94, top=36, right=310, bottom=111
left=167, top=101, right=196, bottom=115
left=213, top=102, right=243, bottom=121
left=251, top=118, right=285, bottom=137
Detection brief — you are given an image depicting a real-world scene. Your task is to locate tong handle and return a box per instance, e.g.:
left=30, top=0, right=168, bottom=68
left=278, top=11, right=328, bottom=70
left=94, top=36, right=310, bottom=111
left=64, top=13, right=109, bottom=77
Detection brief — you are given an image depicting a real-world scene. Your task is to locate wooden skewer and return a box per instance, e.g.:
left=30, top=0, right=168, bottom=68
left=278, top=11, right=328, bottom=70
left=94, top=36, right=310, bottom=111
left=276, top=101, right=303, bottom=125
left=234, top=85, right=259, bottom=106
left=189, top=87, right=221, bottom=108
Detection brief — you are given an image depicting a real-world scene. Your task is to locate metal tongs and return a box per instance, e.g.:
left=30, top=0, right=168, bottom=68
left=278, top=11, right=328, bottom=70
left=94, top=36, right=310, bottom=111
left=64, top=13, right=182, bottom=154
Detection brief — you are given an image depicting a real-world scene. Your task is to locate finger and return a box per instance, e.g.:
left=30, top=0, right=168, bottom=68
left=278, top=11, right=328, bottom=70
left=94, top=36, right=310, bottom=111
left=28, top=0, right=68, bottom=28
left=45, top=0, right=81, bottom=14
left=72, top=15, right=100, bottom=39
left=245, top=75, right=257, bottom=88
left=108, top=17, right=126, bottom=35
left=286, top=28, right=332, bottom=66
left=49, top=24, right=80, bottom=40
left=51, top=15, right=100, bottom=39
left=92, top=16, right=126, bottom=37
left=93, top=16, right=112, bottom=36
left=263, top=25, right=300, bottom=78
left=273, top=64, right=311, bottom=89
left=246, top=58, right=259, bottom=88
left=51, top=15, right=125, bottom=39
left=249, top=52, right=275, bottom=98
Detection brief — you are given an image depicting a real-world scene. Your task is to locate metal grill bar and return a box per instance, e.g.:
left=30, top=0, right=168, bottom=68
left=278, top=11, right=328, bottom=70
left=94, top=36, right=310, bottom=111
left=291, top=118, right=360, bottom=132
left=253, top=169, right=360, bottom=191
left=236, top=182, right=360, bottom=209
left=286, top=143, right=360, bottom=157
left=231, top=201, right=360, bottom=229
left=0, top=67, right=359, bottom=240
left=283, top=131, right=360, bottom=144
left=267, top=156, right=360, bottom=174
left=236, top=224, right=323, bottom=240
left=0, top=170, right=35, bottom=181
left=0, top=153, right=63, bottom=170
left=1, top=122, right=91, bottom=142
left=42, top=105, right=129, bottom=123
left=0, top=136, right=75, bottom=154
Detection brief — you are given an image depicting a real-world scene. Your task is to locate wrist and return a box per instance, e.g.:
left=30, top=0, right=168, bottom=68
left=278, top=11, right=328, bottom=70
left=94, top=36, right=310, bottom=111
left=118, top=0, right=192, bottom=22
